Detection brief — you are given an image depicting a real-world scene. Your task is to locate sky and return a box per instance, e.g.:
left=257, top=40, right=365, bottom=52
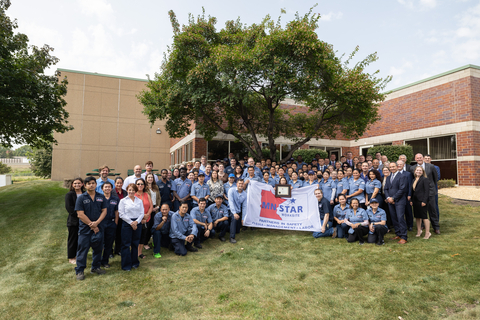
left=7, top=0, right=480, bottom=91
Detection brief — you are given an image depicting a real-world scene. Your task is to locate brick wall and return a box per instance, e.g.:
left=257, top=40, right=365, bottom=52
left=457, top=131, right=480, bottom=157
left=458, top=161, right=480, bottom=186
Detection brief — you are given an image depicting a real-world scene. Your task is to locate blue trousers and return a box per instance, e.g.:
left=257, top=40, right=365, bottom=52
left=214, top=220, right=229, bottom=238
left=151, top=229, right=171, bottom=254
left=230, top=215, right=242, bottom=239
left=171, top=238, right=195, bottom=256
left=195, top=226, right=216, bottom=245
left=75, top=227, right=104, bottom=274
left=389, top=201, right=407, bottom=240
left=101, top=222, right=117, bottom=265
left=312, top=221, right=334, bottom=238
left=336, top=223, right=350, bottom=239
left=404, top=201, right=414, bottom=229
left=121, top=221, right=142, bottom=271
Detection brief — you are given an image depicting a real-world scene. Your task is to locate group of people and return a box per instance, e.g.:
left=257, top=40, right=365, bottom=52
left=66, top=152, right=441, bottom=280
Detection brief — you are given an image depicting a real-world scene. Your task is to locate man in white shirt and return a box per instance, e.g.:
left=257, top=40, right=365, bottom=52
left=122, top=165, right=143, bottom=191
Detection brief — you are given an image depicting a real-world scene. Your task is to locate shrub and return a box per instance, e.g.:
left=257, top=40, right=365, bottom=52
left=292, top=149, right=328, bottom=163
left=28, top=145, right=52, bottom=179
left=367, top=145, right=414, bottom=164
left=0, top=162, right=12, bottom=174
left=438, top=179, right=455, bottom=189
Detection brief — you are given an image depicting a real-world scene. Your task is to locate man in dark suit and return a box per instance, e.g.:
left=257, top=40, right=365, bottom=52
left=398, top=156, right=413, bottom=231
left=410, top=153, right=440, bottom=234
left=385, top=161, right=409, bottom=244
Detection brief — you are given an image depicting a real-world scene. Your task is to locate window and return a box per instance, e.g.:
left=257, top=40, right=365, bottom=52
left=309, top=146, right=326, bottom=150
left=430, top=136, right=456, bottom=160
left=170, top=153, right=174, bottom=166
left=207, top=140, right=229, bottom=161
left=185, top=142, right=193, bottom=162
left=230, top=141, right=249, bottom=160
left=175, top=148, right=182, bottom=164
left=405, top=139, right=428, bottom=157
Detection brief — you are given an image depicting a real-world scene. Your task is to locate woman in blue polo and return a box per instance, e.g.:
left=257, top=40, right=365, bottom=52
left=319, top=171, right=335, bottom=206
left=334, top=170, right=349, bottom=203
left=366, top=198, right=388, bottom=245
left=365, top=169, right=383, bottom=208
left=333, top=194, right=350, bottom=239
left=346, top=169, right=366, bottom=209
left=345, top=198, right=369, bottom=244
left=262, top=171, right=276, bottom=188
left=290, top=171, right=303, bottom=189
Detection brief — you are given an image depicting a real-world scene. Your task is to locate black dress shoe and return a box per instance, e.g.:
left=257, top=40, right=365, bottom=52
left=434, top=229, right=440, bottom=235
left=194, top=243, right=203, bottom=249
left=186, top=246, right=198, bottom=252
left=408, top=227, right=413, bottom=231
left=219, top=237, right=226, bottom=242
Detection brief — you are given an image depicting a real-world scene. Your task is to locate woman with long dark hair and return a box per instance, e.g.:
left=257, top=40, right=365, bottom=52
left=65, top=178, right=85, bottom=264
left=135, top=178, right=153, bottom=259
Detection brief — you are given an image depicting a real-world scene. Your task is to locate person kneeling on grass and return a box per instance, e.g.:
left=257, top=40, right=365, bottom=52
left=366, top=198, right=388, bottom=246
left=333, top=194, right=350, bottom=239
left=191, top=198, right=214, bottom=249
left=206, top=195, right=230, bottom=242
left=74, top=176, right=107, bottom=281
left=151, top=204, right=174, bottom=258
left=345, top=198, right=369, bottom=245
left=312, top=188, right=335, bottom=238
left=169, top=202, right=198, bottom=256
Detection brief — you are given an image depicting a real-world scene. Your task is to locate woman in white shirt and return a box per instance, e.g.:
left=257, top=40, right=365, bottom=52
left=119, top=183, right=144, bottom=271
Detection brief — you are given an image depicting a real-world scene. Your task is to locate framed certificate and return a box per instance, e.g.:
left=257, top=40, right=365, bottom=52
left=275, top=184, right=291, bottom=198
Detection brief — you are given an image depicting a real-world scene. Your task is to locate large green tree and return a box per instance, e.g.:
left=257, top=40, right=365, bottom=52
left=0, top=0, right=71, bottom=149
left=139, top=8, right=390, bottom=163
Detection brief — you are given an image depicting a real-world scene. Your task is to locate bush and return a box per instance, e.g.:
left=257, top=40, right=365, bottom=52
left=367, top=145, right=414, bottom=164
left=292, top=149, right=328, bottom=163
left=0, top=162, right=12, bottom=174
left=438, top=179, right=455, bottom=189
left=28, top=145, right=52, bottom=178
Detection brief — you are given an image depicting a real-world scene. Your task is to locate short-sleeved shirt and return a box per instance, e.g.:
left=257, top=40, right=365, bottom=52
left=335, top=178, right=350, bottom=198
left=303, top=180, right=319, bottom=188
left=95, top=178, right=115, bottom=194
left=367, top=207, right=388, bottom=231
left=319, top=179, right=335, bottom=202
left=291, top=180, right=303, bottom=189
left=262, top=178, right=276, bottom=188
left=74, top=192, right=107, bottom=231
left=172, top=178, right=193, bottom=199
left=156, top=179, right=172, bottom=204
left=191, top=182, right=211, bottom=205
left=349, top=179, right=366, bottom=203
left=333, top=204, right=350, bottom=221
left=346, top=208, right=368, bottom=223
left=190, top=207, right=213, bottom=227
left=223, top=182, right=236, bottom=204
left=206, top=203, right=230, bottom=221
left=103, top=195, right=119, bottom=226
left=317, top=197, right=332, bottom=222
left=152, top=211, right=174, bottom=234
left=365, top=179, right=382, bottom=195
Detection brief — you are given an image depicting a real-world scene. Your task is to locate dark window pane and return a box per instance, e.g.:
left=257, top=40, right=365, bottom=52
left=230, top=141, right=249, bottom=161
left=406, top=139, right=428, bottom=157
left=432, top=160, right=457, bottom=184
left=429, top=136, right=456, bottom=160
left=207, top=140, right=229, bottom=162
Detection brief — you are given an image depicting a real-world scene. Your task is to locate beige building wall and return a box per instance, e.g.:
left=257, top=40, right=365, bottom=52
left=52, top=69, right=170, bottom=181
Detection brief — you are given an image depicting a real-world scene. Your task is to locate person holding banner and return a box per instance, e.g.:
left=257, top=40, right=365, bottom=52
left=303, top=170, right=319, bottom=188
left=333, top=194, right=350, bottom=239
left=227, top=179, right=248, bottom=243
left=312, top=189, right=335, bottom=238
left=290, top=172, right=303, bottom=189
left=366, top=199, right=388, bottom=245
left=345, top=198, right=369, bottom=244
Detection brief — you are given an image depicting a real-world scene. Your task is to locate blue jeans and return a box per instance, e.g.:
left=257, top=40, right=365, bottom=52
left=312, top=221, right=334, bottom=238
left=121, top=221, right=142, bottom=271
left=151, top=229, right=171, bottom=254
left=336, top=223, right=350, bottom=239
left=75, top=226, right=104, bottom=274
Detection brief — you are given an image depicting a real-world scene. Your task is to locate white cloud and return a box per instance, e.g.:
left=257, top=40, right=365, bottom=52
left=420, top=0, right=437, bottom=8
left=450, top=2, right=480, bottom=62
left=321, top=12, right=343, bottom=21
left=389, top=61, right=414, bottom=86
left=78, top=0, right=113, bottom=21
left=397, top=0, right=437, bottom=10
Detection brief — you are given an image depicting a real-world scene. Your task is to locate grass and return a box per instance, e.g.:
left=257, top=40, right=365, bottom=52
left=0, top=181, right=479, bottom=319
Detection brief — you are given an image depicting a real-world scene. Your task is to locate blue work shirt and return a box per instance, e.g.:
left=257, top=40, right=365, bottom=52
left=242, top=166, right=262, bottom=179
left=317, top=197, right=332, bottom=222
left=156, top=179, right=172, bottom=204
left=95, top=178, right=115, bottom=194
left=319, top=179, right=336, bottom=202
left=190, top=181, right=210, bottom=205
left=274, top=175, right=290, bottom=184
left=349, top=178, right=366, bottom=203
left=225, top=166, right=235, bottom=175
left=335, top=178, right=349, bottom=199
left=303, top=180, right=319, bottom=188
left=74, top=191, right=107, bottom=231
left=223, top=182, right=236, bottom=205
left=227, top=187, right=248, bottom=220
left=366, top=207, right=388, bottom=233
left=333, top=203, right=350, bottom=220
left=206, top=203, right=230, bottom=221
left=291, top=180, right=303, bottom=189
left=346, top=208, right=368, bottom=234
left=169, top=211, right=198, bottom=240
left=365, top=179, right=382, bottom=196
left=152, top=211, right=173, bottom=234
left=262, top=178, right=276, bottom=188
left=102, top=195, right=119, bottom=227
left=190, top=207, right=213, bottom=227
left=244, top=175, right=261, bottom=190
left=360, top=172, right=369, bottom=184
left=172, top=177, right=192, bottom=199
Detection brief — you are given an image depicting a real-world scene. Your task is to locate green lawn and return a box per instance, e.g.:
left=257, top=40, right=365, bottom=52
left=0, top=181, right=479, bottom=319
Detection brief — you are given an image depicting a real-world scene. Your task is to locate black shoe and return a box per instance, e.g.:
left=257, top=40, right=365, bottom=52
left=101, top=263, right=110, bottom=269
left=241, top=226, right=248, bottom=231
left=186, top=246, right=198, bottom=252
left=358, top=241, right=365, bottom=245
left=90, top=268, right=106, bottom=275
left=230, top=238, right=237, bottom=243
left=109, top=254, right=114, bottom=259
left=219, top=237, right=226, bottom=242
left=76, top=271, right=85, bottom=281
left=376, top=241, right=385, bottom=246
left=408, top=227, right=413, bottom=231
left=194, top=243, right=203, bottom=249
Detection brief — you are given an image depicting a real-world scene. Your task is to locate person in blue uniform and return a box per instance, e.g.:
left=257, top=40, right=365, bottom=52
left=172, top=168, right=192, bottom=212
left=190, top=173, right=210, bottom=207
left=74, top=176, right=108, bottom=280
left=100, top=182, right=119, bottom=268
left=243, top=166, right=261, bottom=190
left=346, top=169, right=366, bottom=208
left=191, top=198, right=214, bottom=248
left=312, top=189, right=335, bottom=238
left=207, top=195, right=230, bottom=242
left=290, top=171, right=303, bottom=189
left=334, top=170, right=349, bottom=203
left=262, top=171, right=276, bottom=188
left=303, top=170, right=319, bottom=188
left=169, top=202, right=198, bottom=256
left=333, top=194, right=350, bottom=239
left=156, top=169, right=173, bottom=210
left=95, top=165, right=116, bottom=194
left=345, top=198, right=369, bottom=244
left=365, top=169, right=383, bottom=207
left=319, top=171, right=336, bottom=206
left=223, top=174, right=236, bottom=206
left=225, top=158, right=237, bottom=175
left=274, top=167, right=290, bottom=184
left=151, top=204, right=173, bottom=258
left=366, top=198, right=388, bottom=245
left=227, top=179, right=248, bottom=243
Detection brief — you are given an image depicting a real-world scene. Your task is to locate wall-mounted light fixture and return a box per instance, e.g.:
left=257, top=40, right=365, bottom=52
left=156, top=128, right=162, bottom=134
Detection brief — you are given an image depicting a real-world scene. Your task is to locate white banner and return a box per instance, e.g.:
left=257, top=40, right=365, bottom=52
left=244, top=181, right=321, bottom=232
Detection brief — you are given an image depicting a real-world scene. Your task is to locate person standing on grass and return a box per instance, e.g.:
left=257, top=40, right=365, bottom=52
left=385, top=161, right=409, bottom=244
left=141, top=160, right=159, bottom=183
left=95, top=165, right=115, bottom=194
left=119, top=183, right=144, bottom=271
left=122, top=165, right=143, bottom=191
left=312, top=188, right=335, bottom=238
left=172, top=167, right=192, bottom=212
left=151, top=204, right=174, bottom=258
left=135, top=178, right=153, bottom=260
left=65, top=177, right=85, bottom=264
left=410, top=166, right=432, bottom=240
left=112, top=177, right=127, bottom=256
left=157, top=169, right=173, bottom=211
left=191, top=172, right=210, bottom=207
left=424, top=154, right=441, bottom=221
left=169, top=202, right=198, bottom=256
left=74, top=176, right=107, bottom=281
left=145, top=173, right=161, bottom=250
left=100, top=182, right=119, bottom=268
left=228, top=179, right=248, bottom=244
